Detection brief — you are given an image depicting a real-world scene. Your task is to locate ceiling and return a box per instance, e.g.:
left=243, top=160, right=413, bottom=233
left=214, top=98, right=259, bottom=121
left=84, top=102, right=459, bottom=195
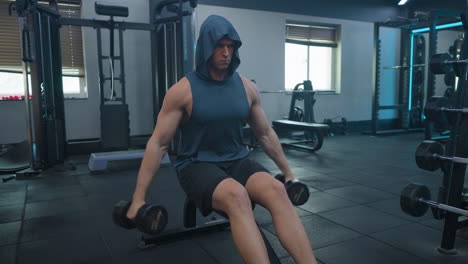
left=196, top=0, right=465, bottom=23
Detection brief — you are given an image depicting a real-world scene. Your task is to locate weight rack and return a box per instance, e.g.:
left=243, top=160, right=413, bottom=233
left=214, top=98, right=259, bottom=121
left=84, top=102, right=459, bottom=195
left=413, top=9, right=468, bottom=255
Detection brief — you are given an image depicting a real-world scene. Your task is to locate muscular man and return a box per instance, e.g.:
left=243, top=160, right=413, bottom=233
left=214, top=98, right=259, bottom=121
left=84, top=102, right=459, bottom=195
left=127, top=15, right=317, bottom=264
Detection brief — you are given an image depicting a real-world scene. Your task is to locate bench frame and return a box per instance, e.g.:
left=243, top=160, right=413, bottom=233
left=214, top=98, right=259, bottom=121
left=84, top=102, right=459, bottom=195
left=273, top=119, right=329, bottom=152
left=140, top=198, right=281, bottom=263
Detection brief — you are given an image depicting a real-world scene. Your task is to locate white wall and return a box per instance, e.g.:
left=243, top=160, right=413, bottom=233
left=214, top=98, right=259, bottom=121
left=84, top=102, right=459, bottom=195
left=1, top=0, right=154, bottom=143
left=66, top=0, right=153, bottom=140
left=0, top=102, right=27, bottom=143
left=195, top=5, right=399, bottom=123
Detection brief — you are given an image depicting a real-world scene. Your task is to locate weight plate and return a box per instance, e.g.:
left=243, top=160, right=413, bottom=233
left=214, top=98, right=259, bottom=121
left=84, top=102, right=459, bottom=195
left=400, top=183, right=431, bottom=217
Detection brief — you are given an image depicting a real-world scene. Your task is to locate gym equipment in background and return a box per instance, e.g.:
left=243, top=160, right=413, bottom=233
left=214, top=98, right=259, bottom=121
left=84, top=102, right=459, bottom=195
left=272, top=80, right=329, bottom=152
left=403, top=7, right=468, bottom=254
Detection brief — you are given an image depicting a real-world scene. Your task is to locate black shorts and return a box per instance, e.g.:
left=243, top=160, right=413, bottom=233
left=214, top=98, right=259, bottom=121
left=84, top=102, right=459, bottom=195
left=177, top=157, right=270, bottom=216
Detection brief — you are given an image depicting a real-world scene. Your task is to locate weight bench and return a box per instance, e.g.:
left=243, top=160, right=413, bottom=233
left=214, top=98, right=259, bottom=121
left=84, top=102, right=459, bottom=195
left=88, top=149, right=170, bottom=172
left=272, top=119, right=330, bottom=152
left=183, top=198, right=281, bottom=263
left=139, top=196, right=281, bottom=262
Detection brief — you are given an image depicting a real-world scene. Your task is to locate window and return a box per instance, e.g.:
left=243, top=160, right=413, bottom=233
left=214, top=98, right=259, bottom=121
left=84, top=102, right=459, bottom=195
left=285, top=22, right=340, bottom=92
left=0, top=0, right=86, bottom=100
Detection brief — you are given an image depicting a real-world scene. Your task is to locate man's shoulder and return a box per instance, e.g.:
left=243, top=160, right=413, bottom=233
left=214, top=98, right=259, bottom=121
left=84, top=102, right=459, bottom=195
left=165, top=77, right=191, bottom=104
left=238, top=74, right=257, bottom=93
left=172, top=77, right=191, bottom=91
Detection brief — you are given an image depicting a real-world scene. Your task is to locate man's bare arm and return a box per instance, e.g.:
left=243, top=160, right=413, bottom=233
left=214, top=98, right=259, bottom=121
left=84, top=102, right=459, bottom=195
left=243, top=78, right=294, bottom=180
left=127, top=79, right=189, bottom=218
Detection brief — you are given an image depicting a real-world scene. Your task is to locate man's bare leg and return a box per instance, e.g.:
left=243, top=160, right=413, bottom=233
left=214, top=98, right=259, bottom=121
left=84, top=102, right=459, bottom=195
left=212, top=178, right=270, bottom=264
left=246, top=172, right=317, bottom=264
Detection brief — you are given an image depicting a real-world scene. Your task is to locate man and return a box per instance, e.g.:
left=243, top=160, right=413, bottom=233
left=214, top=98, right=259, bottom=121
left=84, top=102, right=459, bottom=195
left=127, top=15, right=317, bottom=264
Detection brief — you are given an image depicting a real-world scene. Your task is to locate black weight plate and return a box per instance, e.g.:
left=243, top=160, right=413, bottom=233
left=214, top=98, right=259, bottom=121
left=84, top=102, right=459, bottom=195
left=444, top=73, right=454, bottom=87
left=430, top=53, right=452, bottom=75
left=400, top=183, right=431, bottom=217
left=415, top=140, right=443, bottom=171
left=286, top=181, right=309, bottom=206
left=137, top=205, right=168, bottom=235
left=424, top=96, right=450, bottom=126
left=275, top=173, right=286, bottom=183
left=449, top=45, right=456, bottom=55
left=112, top=200, right=136, bottom=229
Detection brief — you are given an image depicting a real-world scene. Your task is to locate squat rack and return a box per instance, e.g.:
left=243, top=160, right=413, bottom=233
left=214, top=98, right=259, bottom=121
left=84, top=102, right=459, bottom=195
left=369, top=11, right=461, bottom=136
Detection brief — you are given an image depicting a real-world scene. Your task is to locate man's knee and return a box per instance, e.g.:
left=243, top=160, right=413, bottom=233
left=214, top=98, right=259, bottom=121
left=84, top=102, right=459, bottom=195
left=247, top=172, right=289, bottom=204
left=212, top=178, right=252, bottom=214
left=270, top=178, right=289, bottom=198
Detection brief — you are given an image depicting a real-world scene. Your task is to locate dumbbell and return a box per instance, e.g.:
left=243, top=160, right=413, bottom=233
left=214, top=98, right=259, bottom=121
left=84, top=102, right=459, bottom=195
left=430, top=52, right=468, bottom=77
left=400, top=183, right=468, bottom=218
left=275, top=174, right=310, bottom=206
left=424, top=96, right=467, bottom=127
left=112, top=200, right=168, bottom=235
left=415, top=140, right=468, bottom=172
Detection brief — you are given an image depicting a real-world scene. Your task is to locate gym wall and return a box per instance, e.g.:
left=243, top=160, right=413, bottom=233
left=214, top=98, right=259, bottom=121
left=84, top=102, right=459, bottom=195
left=0, top=1, right=401, bottom=143
left=67, top=0, right=154, bottom=140
left=195, top=4, right=401, bottom=123
left=0, top=102, right=26, bottom=143
left=0, top=0, right=154, bottom=143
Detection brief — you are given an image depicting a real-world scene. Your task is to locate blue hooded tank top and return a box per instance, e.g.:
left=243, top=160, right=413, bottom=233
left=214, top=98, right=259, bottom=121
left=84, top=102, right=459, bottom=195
left=173, top=15, right=249, bottom=172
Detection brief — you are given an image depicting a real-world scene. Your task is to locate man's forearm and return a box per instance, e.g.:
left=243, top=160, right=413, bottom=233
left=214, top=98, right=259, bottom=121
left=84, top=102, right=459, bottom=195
left=258, top=129, right=293, bottom=178
left=132, top=139, right=167, bottom=202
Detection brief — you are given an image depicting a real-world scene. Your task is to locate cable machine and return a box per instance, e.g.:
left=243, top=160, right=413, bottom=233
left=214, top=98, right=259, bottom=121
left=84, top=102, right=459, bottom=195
left=14, top=0, right=66, bottom=178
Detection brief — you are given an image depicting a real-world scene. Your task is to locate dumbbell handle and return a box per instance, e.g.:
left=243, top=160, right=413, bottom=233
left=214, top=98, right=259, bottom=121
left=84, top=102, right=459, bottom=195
left=436, top=154, right=468, bottom=165
left=447, top=59, right=468, bottom=64
left=383, top=63, right=425, bottom=69
left=419, top=198, right=468, bottom=217
left=386, top=59, right=468, bottom=69
left=440, top=107, right=468, bottom=114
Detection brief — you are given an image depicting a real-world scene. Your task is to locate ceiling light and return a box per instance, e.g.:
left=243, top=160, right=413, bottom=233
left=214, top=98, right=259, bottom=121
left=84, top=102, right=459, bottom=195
left=398, top=0, right=409, bottom=5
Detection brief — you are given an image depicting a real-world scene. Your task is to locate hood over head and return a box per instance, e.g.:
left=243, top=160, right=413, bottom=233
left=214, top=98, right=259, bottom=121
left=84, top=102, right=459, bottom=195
left=195, top=15, right=242, bottom=80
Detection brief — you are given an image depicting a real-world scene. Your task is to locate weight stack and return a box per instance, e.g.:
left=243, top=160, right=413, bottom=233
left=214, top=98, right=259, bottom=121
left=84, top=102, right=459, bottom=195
left=100, top=104, right=130, bottom=150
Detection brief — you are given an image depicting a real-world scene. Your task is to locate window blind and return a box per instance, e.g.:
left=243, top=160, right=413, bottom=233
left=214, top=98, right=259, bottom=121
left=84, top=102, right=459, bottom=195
left=286, top=23, right=338, bottom=47
left=0, top=0, right=83, bottom=74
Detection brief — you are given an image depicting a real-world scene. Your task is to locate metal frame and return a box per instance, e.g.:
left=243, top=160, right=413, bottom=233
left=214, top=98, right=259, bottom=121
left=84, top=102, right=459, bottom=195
left=16, top=2, right=66, bottom=177
left=369, top=22, right=423, bottom=135
left=436, top=13, right=468, bottom=253
left=415, top=12, right=463, bottom=140
left=369, top=11, right=461, bottom=136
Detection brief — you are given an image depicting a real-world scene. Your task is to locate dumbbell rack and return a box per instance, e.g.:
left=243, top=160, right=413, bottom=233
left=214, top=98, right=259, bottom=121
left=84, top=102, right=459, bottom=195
left=424, top=12, right=468, bottom=254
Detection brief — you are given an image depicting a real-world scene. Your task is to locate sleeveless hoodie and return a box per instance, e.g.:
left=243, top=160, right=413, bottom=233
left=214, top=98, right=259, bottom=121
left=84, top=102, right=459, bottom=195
left=174, top=15, right=250, bottom=172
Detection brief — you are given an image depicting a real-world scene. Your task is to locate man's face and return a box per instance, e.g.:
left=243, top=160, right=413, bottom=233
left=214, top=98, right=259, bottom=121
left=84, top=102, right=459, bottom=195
left=209, top=37, right=235, bottom=71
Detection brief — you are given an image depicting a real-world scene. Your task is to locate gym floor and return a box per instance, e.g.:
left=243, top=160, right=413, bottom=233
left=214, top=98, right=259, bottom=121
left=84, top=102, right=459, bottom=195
left=1, top=133, right=468, bottom=264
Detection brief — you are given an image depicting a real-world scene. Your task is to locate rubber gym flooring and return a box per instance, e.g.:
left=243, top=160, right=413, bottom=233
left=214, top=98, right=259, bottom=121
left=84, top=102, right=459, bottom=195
left=1, top=133, right=468, bottom=264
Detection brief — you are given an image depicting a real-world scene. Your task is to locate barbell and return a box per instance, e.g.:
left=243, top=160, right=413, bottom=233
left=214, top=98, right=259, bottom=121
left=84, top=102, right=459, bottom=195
left=259, top=89, right=316, bottom=101
left=383, top=64, right=425, bottom=69
left=383, top=53, right=468, bottom=76
left=259, top=90, right=317, bottom=93
left=415, top=140, right=468, bottom=172
left=400, top=182, right=468, bottom=217
left=424, top=96, right=467, bottom=126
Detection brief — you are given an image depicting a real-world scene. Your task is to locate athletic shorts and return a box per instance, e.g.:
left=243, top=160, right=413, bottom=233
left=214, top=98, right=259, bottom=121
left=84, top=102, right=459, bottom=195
left=177, top=157, right=270, bottom=216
